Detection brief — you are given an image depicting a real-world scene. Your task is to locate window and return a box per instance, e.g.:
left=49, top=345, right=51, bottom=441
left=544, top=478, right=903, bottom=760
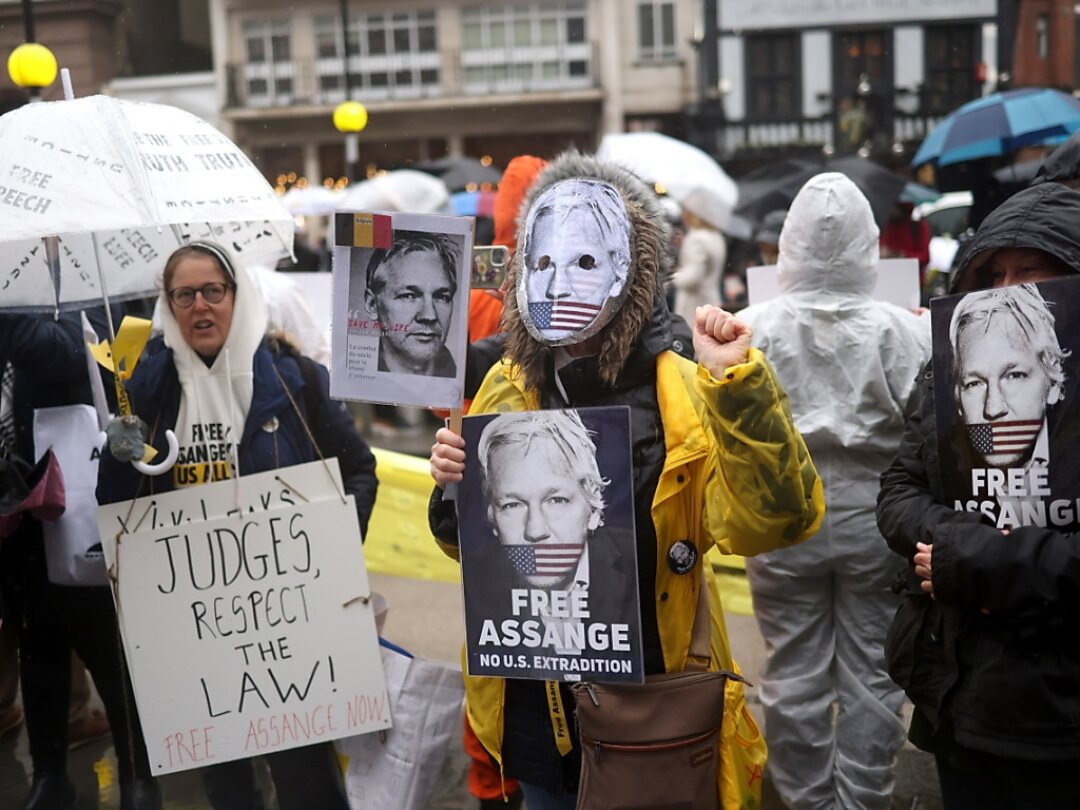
left=745, top=34, right=800, bottom=120
left=924, top=25, right=978, bottom=114
left=638, top=2, right=676, bottom=61
left=242, top=20, right=294, bottom=106
left=461, top=2, right=591, bottom=93
left=313, top=10, right=440, bottom=102
left=1037, top=13, right=1049, bottom=60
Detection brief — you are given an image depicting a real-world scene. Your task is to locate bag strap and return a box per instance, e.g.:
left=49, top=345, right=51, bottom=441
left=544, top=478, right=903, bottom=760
left=683, top=564, right=712, bottom=672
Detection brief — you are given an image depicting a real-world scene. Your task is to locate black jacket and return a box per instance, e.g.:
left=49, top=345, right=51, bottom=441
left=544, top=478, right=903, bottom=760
left=97, top=336, right=378, bottom=538
left=877, top=183, right=1080, bottom=762
left=0, top=308, right=118, bottom=463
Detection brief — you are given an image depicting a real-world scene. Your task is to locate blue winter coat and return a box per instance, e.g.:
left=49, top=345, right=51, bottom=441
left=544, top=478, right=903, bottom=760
left=96, top=336, right=378, bottom=536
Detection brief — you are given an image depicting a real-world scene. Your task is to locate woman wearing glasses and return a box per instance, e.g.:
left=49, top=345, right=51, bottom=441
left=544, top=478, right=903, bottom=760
left=97, top=242, right=378, bottom=810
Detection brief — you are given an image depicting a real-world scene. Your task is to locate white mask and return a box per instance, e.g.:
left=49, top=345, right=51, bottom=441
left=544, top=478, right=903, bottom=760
left=517, top=179, right=632, bottom=345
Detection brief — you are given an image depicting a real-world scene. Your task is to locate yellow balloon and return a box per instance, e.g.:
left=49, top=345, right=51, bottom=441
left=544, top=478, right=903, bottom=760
left=333, top=101, right=368, bottom=133
left=7, top=42, right=58, bottom=90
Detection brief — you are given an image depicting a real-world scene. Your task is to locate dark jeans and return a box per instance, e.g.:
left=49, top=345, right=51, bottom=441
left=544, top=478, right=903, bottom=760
left=202, top=743, right=348, bottom=810
left=0, top=519, right=153, bottom=787
left=937, top=753, right=1080, bottom=810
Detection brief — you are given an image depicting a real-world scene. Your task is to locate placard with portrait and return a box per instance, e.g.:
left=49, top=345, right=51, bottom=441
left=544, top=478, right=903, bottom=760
left=931, top=275, right=1080, bottom=532
left=330, top=211, right=473, bottom=408
left=456, top=405, right=644, bottom=683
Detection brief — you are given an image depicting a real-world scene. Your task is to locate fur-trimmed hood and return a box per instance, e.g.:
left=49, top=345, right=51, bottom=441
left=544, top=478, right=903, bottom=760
left=502, top=150, right=672, bottom=389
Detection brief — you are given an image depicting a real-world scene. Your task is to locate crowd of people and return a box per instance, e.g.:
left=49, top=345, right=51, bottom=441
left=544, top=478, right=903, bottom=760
left=3, top=96, right=1080, bottom=810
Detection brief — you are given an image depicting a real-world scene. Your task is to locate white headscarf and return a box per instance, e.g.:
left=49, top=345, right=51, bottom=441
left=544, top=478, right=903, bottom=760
left=158, top=242, right=268, bottom=483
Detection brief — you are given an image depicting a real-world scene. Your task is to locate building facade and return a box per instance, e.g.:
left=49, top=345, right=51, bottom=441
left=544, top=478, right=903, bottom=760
left=208, top=0, right=708, bottom=185
left=1012, top=0, right=1080, bottom=90
left=714, top=0, right=999, bottom=162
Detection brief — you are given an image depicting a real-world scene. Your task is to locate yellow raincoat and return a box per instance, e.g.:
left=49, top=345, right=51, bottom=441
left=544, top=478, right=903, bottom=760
left=438, top=346, right=824, bottom=809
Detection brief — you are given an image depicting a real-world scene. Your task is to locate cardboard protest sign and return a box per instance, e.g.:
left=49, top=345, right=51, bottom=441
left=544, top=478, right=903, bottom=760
left=456, top=406, right=643, bottom=683
left=329, top=211, right=473, bottom=409
left=747, top=257, right=921, bottom=309
left=98, top=462, right=388, bottom=774
left=931, top=276, right=1080, bottom=532
left=96, top=460, right=344, bottom=566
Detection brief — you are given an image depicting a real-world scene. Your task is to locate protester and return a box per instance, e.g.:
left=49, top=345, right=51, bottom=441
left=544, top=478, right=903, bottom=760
left=96, top=241, right=378, bottom=810
left=737, top=173, right=930, bottom=810
left=669, top=203, right=726, bottom=326
left=755, top=209, right=786, bottom=267
left=0, top=308, right=158, bottom=810
left=429, top=151, right=824, bottom=809
left=880, top=201, right=931, bottom=270
left=878, top=182, right=1080, bottom=808
left=458, top=154, right=547, bottom=810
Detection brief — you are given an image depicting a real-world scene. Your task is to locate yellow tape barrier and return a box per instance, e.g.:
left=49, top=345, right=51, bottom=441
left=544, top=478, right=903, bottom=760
left=363, top=447, right=753, bottom=617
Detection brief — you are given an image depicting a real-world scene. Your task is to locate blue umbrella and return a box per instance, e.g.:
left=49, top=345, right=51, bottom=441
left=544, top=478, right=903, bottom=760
left=912, top=88, right=1080, bottom=169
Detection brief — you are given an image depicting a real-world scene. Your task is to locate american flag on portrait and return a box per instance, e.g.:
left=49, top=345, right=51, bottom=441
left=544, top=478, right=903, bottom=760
left=528, top=300, right=602, bottom=331
left=504, top=542, right=585, bottom=578
left=966, top=419, right=1042, bottom=457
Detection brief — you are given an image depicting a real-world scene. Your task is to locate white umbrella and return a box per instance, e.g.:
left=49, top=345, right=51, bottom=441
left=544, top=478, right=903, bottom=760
left=0, top=80, right=295, bottom=475
left=336, top=169, right=451, bottom=214
left=2, top=220, right=292, bottom=314
left=281, top=185, right=343, bottom=217
left=596, top=132, right=740, bottom=234
left=0, top=91, right=294, bottom=314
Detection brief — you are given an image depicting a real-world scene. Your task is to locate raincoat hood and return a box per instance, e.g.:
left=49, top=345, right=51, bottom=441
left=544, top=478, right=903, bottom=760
left=502, top=150, right=671, bottom=390
left=777, top=172, right=880, bottom=298
left=1033, top=129, right=1080, bottom=188
left=952, top=182, right=1080, bottom=292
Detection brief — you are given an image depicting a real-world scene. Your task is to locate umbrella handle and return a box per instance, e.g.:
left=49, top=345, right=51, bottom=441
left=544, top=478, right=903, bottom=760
left=132, top=430, right=179, bottom=477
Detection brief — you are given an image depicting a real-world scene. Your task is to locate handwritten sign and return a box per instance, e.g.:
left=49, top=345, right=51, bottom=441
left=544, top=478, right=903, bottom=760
left=97, top=460, right=343, bottom=566
left=98, top=461, right=388, bottom=773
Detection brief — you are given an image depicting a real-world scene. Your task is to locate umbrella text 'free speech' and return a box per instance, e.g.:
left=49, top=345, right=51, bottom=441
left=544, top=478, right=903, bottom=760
left=2, top=163, right=55, bottom=215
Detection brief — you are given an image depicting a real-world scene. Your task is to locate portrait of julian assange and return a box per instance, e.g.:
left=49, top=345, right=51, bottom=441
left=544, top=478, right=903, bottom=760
left=456, top=406, right=644, bottom=683
left=358, top=229, right=463, bottom=378
left=932, top=277, right=1080, bottom=531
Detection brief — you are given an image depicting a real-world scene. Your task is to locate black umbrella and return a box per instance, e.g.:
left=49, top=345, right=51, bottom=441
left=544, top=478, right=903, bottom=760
left=415, top=157, right=502, bottom=192
left=736, top=156, right=909, bottom=231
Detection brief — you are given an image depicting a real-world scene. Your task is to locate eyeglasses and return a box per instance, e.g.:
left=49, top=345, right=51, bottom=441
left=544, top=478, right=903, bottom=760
left=167, top=283, right=234, bottom=308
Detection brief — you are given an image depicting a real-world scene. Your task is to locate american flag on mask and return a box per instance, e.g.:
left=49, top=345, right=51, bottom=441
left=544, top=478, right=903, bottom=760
left=505, top=543, right=585, bottom=578
left=967, top=419, right=1042, bottom=456
left=528, top=301, right=603, bottom=331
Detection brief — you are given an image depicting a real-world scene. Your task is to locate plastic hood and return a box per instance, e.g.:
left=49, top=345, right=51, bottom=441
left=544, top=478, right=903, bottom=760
left=777, top=173, right=880, bottom=298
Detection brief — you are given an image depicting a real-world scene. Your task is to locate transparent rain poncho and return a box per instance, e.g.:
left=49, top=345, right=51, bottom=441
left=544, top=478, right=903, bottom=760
left=737, top=172, right=931, bottom=810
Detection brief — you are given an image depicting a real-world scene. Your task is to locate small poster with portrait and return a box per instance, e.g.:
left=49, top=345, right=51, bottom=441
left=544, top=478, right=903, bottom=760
left=931, top=275, right=1080, bottom=533
left=329, top=211, right=473, bottom=408
left=456, top=406, right=644, bottom=684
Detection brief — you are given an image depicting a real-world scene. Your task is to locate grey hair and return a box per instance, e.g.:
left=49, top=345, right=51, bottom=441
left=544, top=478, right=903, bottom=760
left=950, top=282, right=1069, bottom=402
left=476, top=410, right=608, bottom=525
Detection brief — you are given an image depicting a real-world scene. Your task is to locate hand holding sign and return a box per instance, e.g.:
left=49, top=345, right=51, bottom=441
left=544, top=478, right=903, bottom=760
left=430, top=427, right=466, bottom=490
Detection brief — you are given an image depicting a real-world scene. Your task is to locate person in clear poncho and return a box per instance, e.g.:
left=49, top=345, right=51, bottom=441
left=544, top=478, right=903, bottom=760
left=737, top=173, right=931, bottom=810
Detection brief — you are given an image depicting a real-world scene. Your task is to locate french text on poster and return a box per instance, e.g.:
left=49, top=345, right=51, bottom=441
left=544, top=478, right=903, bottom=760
left=931, top=276, right=1080, bottom=532
left=457, top=405, right=644, bottom=683
left=112, top=495, right=389, bottom=774
left=329, top=210, right=473, bottom=409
